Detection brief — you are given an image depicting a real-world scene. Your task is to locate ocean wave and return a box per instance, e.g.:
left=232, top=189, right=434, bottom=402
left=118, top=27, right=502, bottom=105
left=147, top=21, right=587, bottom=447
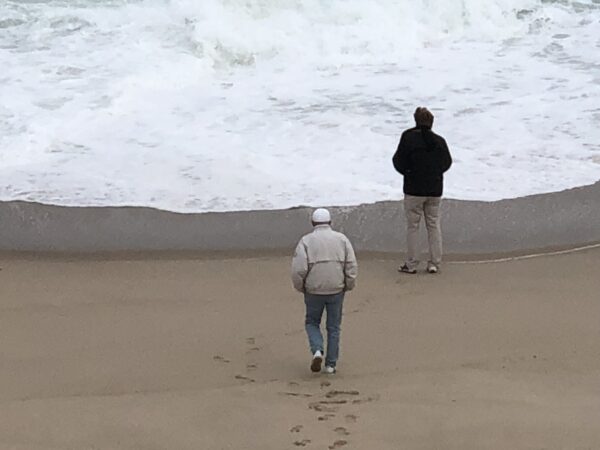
left=1, top=0, right=599, bottom=211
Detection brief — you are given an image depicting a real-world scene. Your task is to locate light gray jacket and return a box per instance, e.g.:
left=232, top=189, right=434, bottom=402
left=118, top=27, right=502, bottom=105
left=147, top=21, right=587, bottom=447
left=291, top=225, right=358, bottom=295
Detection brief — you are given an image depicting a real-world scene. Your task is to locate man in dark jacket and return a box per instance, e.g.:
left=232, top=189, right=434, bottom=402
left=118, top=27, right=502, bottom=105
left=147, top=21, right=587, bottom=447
left=392, top=107, right=452, bottom=274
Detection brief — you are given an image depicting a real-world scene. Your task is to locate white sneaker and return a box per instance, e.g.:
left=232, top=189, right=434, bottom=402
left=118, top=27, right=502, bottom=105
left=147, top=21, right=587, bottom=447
left=324, top=366, right=336, bottom=375
left=310, top=351, right=323, bottom=373
left=427, top=264, right=439, bottom=274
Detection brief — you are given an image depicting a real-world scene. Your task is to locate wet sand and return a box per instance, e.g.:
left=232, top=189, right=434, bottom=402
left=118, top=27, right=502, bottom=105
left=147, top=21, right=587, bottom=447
left=2, top=180, right=600, bottom=254
left=1, top=248, right=599, bottom=449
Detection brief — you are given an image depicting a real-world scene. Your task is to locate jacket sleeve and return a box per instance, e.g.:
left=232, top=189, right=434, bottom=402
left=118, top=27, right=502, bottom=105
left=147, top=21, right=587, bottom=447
left=440, top=138, right=452, bottom=173
left=291, top=239, right=308, bottom=293
left=343, top=238, right=358, bottom=291
left=392, top=133, right=409, bottom=175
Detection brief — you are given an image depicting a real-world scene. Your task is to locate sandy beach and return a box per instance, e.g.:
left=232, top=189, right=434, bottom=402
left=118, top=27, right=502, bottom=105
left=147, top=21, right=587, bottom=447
left=1, top=247, right=599, bottom=449
left=4, top=3, right=600, bottom=449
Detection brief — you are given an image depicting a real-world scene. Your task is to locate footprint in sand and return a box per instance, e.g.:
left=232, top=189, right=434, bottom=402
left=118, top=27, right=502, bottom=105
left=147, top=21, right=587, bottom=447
left=334, top=427, right=350, bottom=436
left=243, top=337, right=261, bottom=376
left=326, top=390, right=360, bottom=399
left=351, top=394, right=380, bottom=404
left=344, top=414, right=358, bottom=424
left=234, top=374, right=255, bottom=383
left=279, top=392, right=313, bottom=398
left=293, top=439, right=311, bottom=447
left=307, top=389, right=368, bottom=418
left=328, top=440, right=348, bottom=449
left=318, top=413, right=336, bottom=421
left=325, top=389, right=379, bottom=405
left=212, top=355, right=230, bottom=363
left=290, top=425, right=303, bottom=433
left=320, top=380, right=331, bottom=388
left=319, top=399, right=347, bottom=405
left=308, top=402, right=339, bottom=413
left=245, top=337, right=260, bottom=354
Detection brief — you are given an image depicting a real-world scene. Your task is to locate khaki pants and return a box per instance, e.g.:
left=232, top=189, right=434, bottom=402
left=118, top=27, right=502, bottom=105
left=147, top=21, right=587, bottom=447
left=404, top=195, right=442, bottom=269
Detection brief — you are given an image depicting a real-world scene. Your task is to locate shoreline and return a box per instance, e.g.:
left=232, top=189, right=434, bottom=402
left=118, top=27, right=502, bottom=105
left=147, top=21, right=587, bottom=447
left=1, top=180, right=599, bottom=255
left=1, top=242, right=599, bottom=263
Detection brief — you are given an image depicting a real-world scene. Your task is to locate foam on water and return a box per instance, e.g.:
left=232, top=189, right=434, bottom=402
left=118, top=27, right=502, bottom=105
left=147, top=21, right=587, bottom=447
left=1, top=0, right=599, bottom=212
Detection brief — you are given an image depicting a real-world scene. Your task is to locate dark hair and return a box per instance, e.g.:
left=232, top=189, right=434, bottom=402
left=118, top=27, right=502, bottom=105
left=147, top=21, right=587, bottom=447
left=414, top=107, right=434, bottom=129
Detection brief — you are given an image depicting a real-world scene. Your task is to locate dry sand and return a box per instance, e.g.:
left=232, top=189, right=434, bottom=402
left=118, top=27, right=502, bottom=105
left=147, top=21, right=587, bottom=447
left=1, top=248, right=599, bottom=450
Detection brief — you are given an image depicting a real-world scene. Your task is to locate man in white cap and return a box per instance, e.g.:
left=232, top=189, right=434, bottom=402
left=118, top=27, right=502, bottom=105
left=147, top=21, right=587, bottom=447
left=291, top=208, right=358, bottom=374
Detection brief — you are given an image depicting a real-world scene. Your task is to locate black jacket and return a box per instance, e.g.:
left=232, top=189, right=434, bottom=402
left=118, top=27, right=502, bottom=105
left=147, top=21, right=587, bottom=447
left=392, top=126, right=452, bottom=197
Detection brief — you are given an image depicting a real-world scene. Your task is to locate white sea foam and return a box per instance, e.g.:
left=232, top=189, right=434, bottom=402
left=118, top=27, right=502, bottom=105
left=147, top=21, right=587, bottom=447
left=1, top=0, right=599, bottom=211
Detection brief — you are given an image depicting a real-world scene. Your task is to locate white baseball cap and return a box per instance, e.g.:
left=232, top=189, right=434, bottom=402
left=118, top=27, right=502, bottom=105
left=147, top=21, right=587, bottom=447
left=312, top=208, right=331, bottom=224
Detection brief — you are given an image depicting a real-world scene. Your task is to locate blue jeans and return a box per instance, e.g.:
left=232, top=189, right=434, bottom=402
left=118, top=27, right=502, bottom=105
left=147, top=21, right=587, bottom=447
left=304, top=292, right=345, bottom=368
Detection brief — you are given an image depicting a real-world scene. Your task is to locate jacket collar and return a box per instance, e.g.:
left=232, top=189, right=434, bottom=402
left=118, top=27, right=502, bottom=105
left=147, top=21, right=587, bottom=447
left=313, top=224, right=332, bottom=231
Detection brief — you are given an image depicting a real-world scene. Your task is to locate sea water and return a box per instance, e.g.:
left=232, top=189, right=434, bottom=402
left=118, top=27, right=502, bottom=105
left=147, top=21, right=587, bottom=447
left=1, top=0, right=599, bottom=212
